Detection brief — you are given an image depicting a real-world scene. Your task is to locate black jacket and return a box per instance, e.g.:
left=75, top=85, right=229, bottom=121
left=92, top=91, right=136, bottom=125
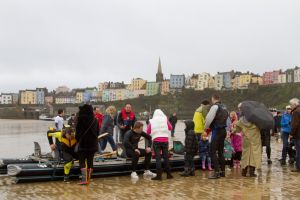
left=123, top=130, right=152, bottom=151
left=100, top=114, right=115, bottom=135
left=291, top=105, right=300, bottom=140
left=184, top=120, right=199, bottom=155
left=75, top=115, right=99, bottom=152
left=169, top=115, right=178, bottom=128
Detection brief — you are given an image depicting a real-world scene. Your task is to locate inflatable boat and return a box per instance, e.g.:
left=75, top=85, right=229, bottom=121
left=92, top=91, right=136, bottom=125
left=5, top=141, right=200, bottom=183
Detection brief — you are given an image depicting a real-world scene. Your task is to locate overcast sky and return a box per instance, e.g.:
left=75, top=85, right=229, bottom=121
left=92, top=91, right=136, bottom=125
left=0, top=0, right=299, bottom=93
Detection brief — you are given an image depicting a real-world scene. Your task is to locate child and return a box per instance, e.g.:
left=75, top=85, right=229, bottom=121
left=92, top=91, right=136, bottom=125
left=229, top=111, right=242, bottom=168
left=180, top=120, right=199, bottom=176
left=199, top=132, right=212, bottom=171
left=224, top=134, right=234, bottom=168
left=231, top=132, right=242, bottom=168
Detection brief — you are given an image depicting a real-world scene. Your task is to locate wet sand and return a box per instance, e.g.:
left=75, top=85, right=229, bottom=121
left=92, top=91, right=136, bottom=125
left=0, top=120, right=300, bottom=200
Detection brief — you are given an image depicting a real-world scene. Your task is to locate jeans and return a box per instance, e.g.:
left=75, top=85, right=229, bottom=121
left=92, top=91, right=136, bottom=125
left=153, top=142, right=171, bottom=172
left=126, top=148, right=151, bottom=172
left=210, top=128, right=226, bottom=173
left=296, top=139, right=300, bottom=170
left=184, top=153, right=195, bottom=169
left=171, top=129, right=175, bottom=136
left=201, top=155, right=211, bottom=165
left=281, top=132, right=290, bottom=160
left=100, top=134, right=117, bottom=151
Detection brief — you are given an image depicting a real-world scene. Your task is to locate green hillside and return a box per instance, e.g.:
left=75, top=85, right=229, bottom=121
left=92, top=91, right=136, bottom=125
left=104, top=83, right=300, bottom=119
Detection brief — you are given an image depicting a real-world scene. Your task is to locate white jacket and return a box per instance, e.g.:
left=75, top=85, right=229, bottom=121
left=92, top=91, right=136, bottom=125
left=149, top=109, right=170, bottom=140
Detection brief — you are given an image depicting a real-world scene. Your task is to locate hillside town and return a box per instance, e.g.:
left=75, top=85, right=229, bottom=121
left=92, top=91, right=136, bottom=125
left=0, top=59, right=299, bottom=105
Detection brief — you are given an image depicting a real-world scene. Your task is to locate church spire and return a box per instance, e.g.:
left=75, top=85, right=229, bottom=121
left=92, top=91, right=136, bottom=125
left=156, top=57, right=164, bottom=82
left=158, top=57, right=162, bottom=74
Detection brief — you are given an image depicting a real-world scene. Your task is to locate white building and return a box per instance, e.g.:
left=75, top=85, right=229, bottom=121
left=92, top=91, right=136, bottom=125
left=196, top=73, right=210, bottom=90
left=278, top=73, right=287, bottom=84
left=0, top=93, right=12, bottom=104
left=214, top=74, right=224, bottom=90
left=294, top=68, right=300, bottom=83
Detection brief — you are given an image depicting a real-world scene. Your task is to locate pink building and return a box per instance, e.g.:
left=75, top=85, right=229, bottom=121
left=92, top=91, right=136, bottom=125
left=263, top=70, right=281, bottom=85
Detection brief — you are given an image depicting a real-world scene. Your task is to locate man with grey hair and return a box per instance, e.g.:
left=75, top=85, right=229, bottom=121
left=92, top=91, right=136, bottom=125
left=290, top=98, right=300, bottom=172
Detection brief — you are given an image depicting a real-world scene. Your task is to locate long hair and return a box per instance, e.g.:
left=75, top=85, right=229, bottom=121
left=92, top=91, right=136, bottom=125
left=76, top=104, right=94, bottom=129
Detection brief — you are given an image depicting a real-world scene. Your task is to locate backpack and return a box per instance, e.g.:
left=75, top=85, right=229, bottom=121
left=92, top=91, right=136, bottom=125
left=212, top=104, right=229, bottom=128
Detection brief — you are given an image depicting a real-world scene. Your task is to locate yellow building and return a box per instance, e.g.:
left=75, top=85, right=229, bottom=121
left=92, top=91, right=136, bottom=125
left=20, top=90, right=37, bottom=105
left=75, top=90, right=84, bottom=103
left=251, top=76, right=263, bottom=85
left=239, top=74, right=252, bottom=87
left=232, top=73, right=252, bottom=89
left=130, top=78, right=147, bottom=90
left=196, top=73, right=210, bottom=90
left=160, top=80, right=170, bottom=95
left=98, top=82, right=109, bottom=92
left=189, top=74, right=198, bottom=89
left=115, top=89, right=126, bottom=101
left=208, top=77, right=215, bottom=89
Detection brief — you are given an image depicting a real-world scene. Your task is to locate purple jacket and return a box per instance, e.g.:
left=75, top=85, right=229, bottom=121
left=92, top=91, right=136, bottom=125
left=230, top=133, right=242, bottom=152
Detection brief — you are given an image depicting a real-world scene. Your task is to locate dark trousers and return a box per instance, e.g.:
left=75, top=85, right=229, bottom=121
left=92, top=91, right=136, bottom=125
left=232, top=151, right=242, bottom=161
left=55, top=140, right=63, bottom=161
left=210, top=128, right=226, bottom=173
left=296, top=139, right=300, bottom=170
left=261, top=129, right=271, bottom=159
left=119, top=129, right=128, bottom=143
left=153, top=142, right=171, bottom=172
left=101, top=134, right=117, bottom=151
left=281, top=132, right=290, bottom=160
left=78, top=151, right=94, bottom=169
left=62, top=150, right=78, bottom=163
left=184, top=153, right=195, bottom=169
left=126, top=148, right=151, bottom=172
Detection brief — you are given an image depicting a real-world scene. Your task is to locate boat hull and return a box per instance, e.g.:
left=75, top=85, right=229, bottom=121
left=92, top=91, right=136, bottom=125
left=8, top=155, right=201, bottom=183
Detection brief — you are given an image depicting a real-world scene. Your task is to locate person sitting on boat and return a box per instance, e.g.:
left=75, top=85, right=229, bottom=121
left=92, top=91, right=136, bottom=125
left=123, top=121, right=156, bottom=179
left=47, top=125, right=78, bottom=182
left=117, top=103, right=137, bottom=143
left=99, top=106, right=117, bottom=154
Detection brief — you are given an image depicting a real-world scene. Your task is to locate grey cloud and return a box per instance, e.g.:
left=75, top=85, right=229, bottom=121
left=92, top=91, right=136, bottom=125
left=0, top=0, right=299, bottom=92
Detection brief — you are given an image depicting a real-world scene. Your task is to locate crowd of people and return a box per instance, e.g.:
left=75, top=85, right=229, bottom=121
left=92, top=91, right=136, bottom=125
left=46, top=95, right=300, bottom=185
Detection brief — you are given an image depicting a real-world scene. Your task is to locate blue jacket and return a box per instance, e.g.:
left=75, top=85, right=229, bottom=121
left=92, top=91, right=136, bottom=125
left=281, top=112, right=291, bottom=133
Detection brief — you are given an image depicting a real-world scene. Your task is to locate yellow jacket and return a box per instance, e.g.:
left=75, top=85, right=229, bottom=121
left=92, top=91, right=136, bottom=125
left=48, top=131, right=77, bottom=148
left=193, top=111, right=205, bottom=135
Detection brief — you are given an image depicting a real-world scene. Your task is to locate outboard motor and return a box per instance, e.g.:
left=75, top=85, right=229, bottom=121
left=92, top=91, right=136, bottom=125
left=34, top=142, right=42, bottom=157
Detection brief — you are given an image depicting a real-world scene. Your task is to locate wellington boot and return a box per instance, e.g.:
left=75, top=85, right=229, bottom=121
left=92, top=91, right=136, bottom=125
left=78, top=168, right=88, bottom=185
left=152, top=170, right=162, bottom=181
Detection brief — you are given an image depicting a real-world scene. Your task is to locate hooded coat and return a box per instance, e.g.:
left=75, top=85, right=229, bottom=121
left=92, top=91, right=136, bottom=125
left=184, top=120, right=199, bottom=155
left=149, top=109, right=171, bottom=140
left=193, top=104, right=210, bottom=134
left=233, top=116, right=262, bottom=169
left=75, top=104, right=99, bottom=153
